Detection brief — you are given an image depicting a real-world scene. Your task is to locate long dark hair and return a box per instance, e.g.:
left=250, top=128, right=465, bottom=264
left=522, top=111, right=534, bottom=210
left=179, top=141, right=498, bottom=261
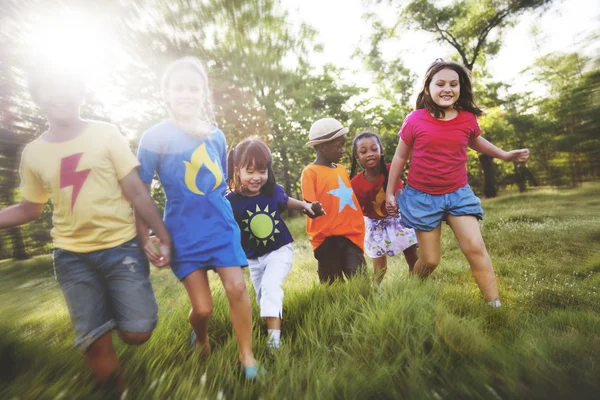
left=350, top=131, right=389, bottom=191
left=227, top=138, right=276, bottom=197
left=416, top=59, right=482, bottom=119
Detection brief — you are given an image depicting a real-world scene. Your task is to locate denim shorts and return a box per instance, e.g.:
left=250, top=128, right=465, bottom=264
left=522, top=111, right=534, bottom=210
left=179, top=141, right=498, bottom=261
left=52, top=237, right=158, bottom=350
left=399, top=185, right=483, bottom=232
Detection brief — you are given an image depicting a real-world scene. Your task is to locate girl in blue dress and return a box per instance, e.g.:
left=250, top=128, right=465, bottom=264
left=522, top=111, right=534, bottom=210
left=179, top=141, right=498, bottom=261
left=135, top=57, right=259, bottom=379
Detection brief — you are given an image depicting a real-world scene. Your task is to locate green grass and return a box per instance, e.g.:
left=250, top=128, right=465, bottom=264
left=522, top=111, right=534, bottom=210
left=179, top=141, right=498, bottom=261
left=1, top=183, right=599, bottom=399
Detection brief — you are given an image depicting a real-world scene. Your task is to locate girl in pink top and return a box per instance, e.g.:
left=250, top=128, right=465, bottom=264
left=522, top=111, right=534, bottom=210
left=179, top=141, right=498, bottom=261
left=385, top=59, right=530, bottom=306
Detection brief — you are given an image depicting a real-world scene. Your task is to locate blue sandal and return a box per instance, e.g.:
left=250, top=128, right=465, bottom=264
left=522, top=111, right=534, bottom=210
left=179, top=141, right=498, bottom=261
left=243, top=365, right=266, bottom=380
left=191, top=331, right=196, bottom=351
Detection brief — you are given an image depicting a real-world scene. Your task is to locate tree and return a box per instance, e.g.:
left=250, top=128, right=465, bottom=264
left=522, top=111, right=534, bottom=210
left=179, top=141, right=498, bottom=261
left=367, top=0, right=555, bottom=196
left=373, top=0, right=554, bottom=71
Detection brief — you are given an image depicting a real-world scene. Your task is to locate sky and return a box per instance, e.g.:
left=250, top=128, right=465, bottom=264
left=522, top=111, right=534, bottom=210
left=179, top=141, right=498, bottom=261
left=281, top=0, right=600, bottom=96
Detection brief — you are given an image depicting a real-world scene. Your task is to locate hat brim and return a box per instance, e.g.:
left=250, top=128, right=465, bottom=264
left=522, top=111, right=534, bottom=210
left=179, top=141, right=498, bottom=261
left=306, top=127, right=349, bottom=146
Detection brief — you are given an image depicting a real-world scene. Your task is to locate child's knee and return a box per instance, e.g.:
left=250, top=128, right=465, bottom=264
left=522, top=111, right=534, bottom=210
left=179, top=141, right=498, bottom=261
left=224, top=279, right=248, bottom=300
left=119, top=331, right=152, bottom=345
left=463, top=240, right=488, bottom=259
left=86, top=335, right=115, bottom=358
left=419, top=255, right=440, bottom=269
left=190, top=305, right=213, bottom=321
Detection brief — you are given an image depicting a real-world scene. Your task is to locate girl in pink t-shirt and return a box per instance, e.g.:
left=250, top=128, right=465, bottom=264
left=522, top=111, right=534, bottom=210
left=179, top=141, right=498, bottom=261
left=385, top=59, right=530, bottom=306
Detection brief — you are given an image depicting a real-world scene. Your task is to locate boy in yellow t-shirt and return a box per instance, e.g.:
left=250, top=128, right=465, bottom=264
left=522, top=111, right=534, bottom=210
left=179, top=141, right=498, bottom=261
left=301, top=118, right=366, bottom=284
left=0, top=68, right=171, bottom=397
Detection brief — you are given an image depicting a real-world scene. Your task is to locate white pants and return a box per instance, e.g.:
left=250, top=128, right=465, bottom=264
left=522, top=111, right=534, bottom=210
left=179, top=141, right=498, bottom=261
left=248, top=244, right=293, bottom=318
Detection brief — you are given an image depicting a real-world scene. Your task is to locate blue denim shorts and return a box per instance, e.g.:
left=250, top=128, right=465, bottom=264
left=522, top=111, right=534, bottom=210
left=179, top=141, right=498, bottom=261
left=52, top=238, right=158, bottom=350
left=398, top=185, right=483, bottom=232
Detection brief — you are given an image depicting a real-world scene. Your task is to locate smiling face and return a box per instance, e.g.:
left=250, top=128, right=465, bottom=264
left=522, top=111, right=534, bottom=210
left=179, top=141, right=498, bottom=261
left=165, top=67, right=206, bottom=121
left=428, top=68, right=460, bottom=112
left=355, top=136, right=382, bottom=170
left=238, top=163, right=269, bottom=196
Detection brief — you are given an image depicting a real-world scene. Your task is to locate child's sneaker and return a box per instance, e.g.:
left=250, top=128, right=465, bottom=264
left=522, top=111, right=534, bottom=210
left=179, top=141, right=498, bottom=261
left=487, top=300, right=501, bottom=307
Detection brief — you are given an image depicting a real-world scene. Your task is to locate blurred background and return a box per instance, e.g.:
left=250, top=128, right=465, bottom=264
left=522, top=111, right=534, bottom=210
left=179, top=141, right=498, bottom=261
left=1, top=0, right=599, bottom=260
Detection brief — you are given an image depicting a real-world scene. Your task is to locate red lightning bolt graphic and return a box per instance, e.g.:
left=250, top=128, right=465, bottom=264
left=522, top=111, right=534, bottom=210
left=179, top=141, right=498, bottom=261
left=60, top=153, right=91, bottom=209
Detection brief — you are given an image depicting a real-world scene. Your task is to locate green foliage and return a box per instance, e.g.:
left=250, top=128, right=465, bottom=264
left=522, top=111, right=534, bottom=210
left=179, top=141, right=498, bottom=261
left=1, top=184, right=600, bottom=399
left=378, top=0, right=554, bottom=71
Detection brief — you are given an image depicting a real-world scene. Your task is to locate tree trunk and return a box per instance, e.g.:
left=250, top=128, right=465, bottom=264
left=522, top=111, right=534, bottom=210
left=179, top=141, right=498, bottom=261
left=479, top=154, right=497, bottom=198
left=10, top=228, right=29, bottom=260
left=514, top=163, right=527, bottom=193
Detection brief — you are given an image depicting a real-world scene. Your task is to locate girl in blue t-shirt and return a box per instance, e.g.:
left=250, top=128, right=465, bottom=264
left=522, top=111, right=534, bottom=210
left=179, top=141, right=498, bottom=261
left=226, top=138, right=324, bottom=350
left=135, top=57, right=260, bottom=379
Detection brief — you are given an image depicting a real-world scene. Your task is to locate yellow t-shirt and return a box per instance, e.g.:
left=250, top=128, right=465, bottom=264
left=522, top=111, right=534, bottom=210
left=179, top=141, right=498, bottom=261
left=19, top=121, right=139, bottom=252
left=301, top=163, right=365, bottom=251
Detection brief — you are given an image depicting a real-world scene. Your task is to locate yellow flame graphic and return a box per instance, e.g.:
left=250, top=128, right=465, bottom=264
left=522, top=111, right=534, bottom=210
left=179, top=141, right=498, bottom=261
left=183, top=143, right=223, bottom=195
left=373, top=187, right=387, bottom=217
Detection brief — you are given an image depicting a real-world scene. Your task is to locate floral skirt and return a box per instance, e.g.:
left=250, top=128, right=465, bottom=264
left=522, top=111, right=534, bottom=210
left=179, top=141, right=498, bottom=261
left=364, top=215, right=417, bottom=258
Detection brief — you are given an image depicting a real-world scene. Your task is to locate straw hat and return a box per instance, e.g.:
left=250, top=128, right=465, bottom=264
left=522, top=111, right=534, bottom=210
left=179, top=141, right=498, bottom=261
left=306, top=118, right=349, bottom=146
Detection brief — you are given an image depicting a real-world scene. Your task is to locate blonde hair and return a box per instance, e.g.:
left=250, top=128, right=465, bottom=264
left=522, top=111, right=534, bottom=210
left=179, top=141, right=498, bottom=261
left=161, top=56, right=216, bottom=124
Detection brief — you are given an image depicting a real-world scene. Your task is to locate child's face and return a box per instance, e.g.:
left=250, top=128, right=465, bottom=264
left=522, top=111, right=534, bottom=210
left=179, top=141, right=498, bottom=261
left=166, top=68, right=206, bottom=120
left=317, top=135, right=346, bottom=164
left=355, top=137, right=382, bottom=169
left=238, top=164, right=268, bottom=196
left=35, top=78, right=83, bottom=124
left=428, top=68, right=460, bottom=111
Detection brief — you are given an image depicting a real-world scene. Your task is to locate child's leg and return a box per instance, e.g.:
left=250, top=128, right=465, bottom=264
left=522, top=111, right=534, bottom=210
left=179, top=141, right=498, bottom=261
left=259, top=244, right=293, bottom=347
left=372, top=256, right=387, bottom=284
left=99, top=239, right=158, bottom=346
left=403, top=245, right=419, bottom=273
left=412, top=227, right=442, bottom=277
left=341, top=238, right=366, bottom=280
left=86, top=332, right=125, bottom=394
left=53, top=248, right=124, bottom=395
left=182, top=269, right=213, bottom=354
left=446, top=215, right=499, bottom=301
left=314, top=237, right=344, bottom=284
left=215, top=267, right=256, bottom=368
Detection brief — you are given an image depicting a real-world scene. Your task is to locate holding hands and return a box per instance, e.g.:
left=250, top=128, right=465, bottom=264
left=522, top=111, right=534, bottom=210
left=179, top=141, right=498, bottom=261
left=143, top=236, right=171, bottom=268
left=385, top=194, right=399, bottom=217
left=303, top=201, right=326, bottom=219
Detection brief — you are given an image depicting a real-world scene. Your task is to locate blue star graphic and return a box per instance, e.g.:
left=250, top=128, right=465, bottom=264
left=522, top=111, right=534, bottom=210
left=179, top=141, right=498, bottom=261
left=328, top=176, right=357, bottom=212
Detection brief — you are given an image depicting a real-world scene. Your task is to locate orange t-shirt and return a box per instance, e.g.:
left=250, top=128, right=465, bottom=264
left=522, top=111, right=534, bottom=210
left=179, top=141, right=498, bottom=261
left=301, top=163, right=365, bottom=251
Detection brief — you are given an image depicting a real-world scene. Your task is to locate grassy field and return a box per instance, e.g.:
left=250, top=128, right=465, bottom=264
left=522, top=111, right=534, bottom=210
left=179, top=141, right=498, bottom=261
left=1, top=183, right=599, bottom=400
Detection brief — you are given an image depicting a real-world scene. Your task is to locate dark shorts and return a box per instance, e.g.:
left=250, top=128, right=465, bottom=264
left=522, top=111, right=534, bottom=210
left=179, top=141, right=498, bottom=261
left=399, top=184, right=484, bottom=232
left=313, top=236, right=366, bottom=284
left=52, top=238, right=158, bottom=350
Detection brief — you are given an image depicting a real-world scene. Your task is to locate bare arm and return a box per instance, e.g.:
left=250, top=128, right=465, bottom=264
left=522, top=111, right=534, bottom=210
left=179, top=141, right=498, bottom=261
left=0, top=201, right=44, bottom=230
left=287, top=197, right=325, bottom=218
left=385, top=139, right=411, bottom=215
left=469, top=136, right=530, bottom=162
left=134, top=182, right=152, bottom=243
left=120, top=169, right=171, bottom=267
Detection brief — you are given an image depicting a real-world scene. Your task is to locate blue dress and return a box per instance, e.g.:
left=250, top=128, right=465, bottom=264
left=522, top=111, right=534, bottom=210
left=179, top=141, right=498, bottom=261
left=137, top=120, right=247, bottom=280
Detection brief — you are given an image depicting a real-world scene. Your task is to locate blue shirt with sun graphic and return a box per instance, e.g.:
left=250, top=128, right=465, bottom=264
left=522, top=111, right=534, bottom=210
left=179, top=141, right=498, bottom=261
left=226, top=184, right=294, bottom=259
left=137, top=120, right=247, bottom=280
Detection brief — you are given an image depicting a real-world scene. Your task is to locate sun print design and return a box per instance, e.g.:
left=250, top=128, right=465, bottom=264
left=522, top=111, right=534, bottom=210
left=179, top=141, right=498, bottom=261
left=242, top=204, right=281, bottom=246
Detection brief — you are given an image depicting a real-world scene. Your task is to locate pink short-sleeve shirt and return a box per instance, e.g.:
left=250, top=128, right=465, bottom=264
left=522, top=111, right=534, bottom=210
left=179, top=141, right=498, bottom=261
left=400, top=109, right=481, bottom=195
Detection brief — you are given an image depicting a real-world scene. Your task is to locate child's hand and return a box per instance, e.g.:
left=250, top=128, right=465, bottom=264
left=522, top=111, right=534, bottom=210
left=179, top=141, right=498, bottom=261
left=385, top=194, right=399, bottom=216
left=504, top=148, right=530, bottom=163
left=303, top=201, right=326, bottom=219
left=144, top=236, right=171, bottom=268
